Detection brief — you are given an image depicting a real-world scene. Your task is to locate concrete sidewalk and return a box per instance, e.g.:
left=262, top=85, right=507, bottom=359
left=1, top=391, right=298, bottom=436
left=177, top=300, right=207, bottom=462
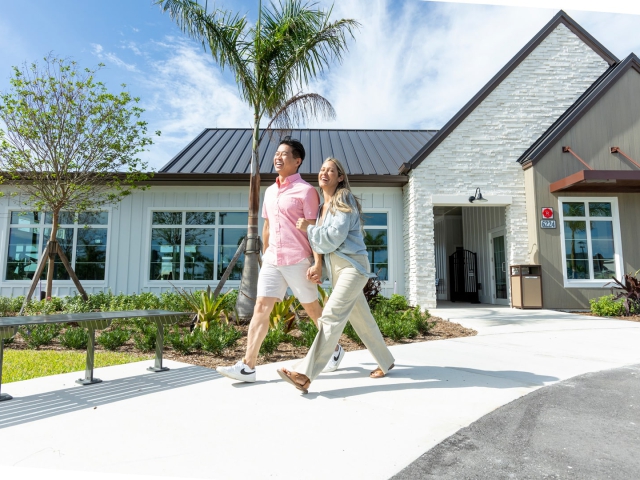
left=1, top=306, right=640, bottom=479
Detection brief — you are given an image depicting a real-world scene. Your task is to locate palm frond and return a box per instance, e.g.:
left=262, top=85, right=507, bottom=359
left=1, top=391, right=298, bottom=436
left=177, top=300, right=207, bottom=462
left=155, top=0, right=257, bottom=103
left=265, top=92, right=335, bottom=132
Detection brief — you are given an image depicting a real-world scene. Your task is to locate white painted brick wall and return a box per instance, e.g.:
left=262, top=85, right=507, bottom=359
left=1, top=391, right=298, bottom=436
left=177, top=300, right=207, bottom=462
left=403, top=23, right=609, bottom=309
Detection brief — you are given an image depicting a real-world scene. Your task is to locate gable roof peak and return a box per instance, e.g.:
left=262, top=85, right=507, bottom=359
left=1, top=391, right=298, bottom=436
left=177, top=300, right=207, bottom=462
left=402, top=9, right=618, bottom=174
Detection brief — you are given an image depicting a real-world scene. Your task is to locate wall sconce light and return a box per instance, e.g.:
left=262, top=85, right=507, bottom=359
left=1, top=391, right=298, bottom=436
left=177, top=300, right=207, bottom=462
left=468, top=187, right=488, bottom=203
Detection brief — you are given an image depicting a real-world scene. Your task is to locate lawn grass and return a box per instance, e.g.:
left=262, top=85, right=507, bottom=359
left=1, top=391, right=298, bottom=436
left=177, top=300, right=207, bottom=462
left=2, top=350, right=152, bottom=383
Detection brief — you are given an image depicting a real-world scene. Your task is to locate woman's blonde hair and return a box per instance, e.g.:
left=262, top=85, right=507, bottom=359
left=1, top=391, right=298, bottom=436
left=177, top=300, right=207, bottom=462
left=324, top=157, right=363, bottom=222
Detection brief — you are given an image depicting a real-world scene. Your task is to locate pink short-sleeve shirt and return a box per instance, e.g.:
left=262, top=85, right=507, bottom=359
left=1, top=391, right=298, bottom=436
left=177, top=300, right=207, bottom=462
left=261, top=173, right=320, bottom=266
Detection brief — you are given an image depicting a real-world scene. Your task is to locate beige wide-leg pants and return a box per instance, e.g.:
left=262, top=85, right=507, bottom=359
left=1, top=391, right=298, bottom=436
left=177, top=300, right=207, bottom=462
left=294, top=253, right=395, bottom=382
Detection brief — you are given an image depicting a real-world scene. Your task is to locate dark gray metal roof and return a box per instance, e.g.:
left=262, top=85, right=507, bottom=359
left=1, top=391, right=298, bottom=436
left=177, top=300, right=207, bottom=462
left=518, top=54, right=640, bottom=166
left=401, top=10, right=618, bottom=174
left=159, top=129, right=436, bottom=180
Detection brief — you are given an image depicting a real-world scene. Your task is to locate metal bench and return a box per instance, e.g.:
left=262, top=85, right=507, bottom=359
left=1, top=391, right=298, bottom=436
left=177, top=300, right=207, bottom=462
left=0, top=310, right=189, bottom=401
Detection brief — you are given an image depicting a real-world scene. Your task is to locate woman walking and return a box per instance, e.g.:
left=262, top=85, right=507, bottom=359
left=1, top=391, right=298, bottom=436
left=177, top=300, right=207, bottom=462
left=278, top=157, right=395, bottom=393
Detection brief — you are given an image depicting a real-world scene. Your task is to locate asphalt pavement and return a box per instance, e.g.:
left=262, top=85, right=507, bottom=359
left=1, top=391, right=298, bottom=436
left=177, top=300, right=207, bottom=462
left=394, top=363, right=640, bottom=479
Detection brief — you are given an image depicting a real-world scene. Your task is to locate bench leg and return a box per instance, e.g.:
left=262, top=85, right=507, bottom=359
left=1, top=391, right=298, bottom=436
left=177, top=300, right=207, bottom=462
left=76, top=327, right=102, bottom=385
left=0, top=338, right=12, bottom=401
left=147, top=319, right=169, bottom=373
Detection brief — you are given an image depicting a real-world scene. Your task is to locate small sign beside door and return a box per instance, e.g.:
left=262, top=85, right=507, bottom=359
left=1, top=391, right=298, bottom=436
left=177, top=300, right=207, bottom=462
left=541, top=207, right=556, bottom=228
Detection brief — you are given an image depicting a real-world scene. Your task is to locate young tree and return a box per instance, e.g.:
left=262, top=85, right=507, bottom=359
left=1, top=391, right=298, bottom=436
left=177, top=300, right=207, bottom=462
left=156, top=0, right=358, bottom=319
left=0, top=54, right=157, bottom=306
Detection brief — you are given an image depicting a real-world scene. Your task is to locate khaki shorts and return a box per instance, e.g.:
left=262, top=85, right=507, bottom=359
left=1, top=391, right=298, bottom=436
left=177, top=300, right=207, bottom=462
left=257, top=258, right=318, bottom=304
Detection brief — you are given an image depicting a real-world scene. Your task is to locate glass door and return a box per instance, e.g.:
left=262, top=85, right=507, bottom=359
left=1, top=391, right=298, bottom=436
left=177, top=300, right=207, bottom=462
left=491, top=231, right=509, bottom=305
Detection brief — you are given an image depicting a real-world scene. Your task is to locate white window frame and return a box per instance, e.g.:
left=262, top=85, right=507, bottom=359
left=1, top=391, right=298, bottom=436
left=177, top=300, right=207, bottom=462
left=145, top=208, right=248, bottom=285
left=362, top=209, right=391, bottom=283
left=558, top=196, right=623, bottom=288
left=2, top=209, right=111, bottom=284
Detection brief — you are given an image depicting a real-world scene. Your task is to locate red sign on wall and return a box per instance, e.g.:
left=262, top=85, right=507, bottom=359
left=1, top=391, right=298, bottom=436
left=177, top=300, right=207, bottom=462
left=541, top=207, right=554, bottom=219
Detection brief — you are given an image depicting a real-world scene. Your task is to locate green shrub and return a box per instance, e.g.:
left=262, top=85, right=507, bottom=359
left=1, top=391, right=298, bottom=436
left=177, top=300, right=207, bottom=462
left=166, top=328, right=202, bottom=355
left=260, top=323, right=289, bottom=356
left=221, top=289, right=238, bottom=313
left=59, top=327, right=89, bottom=350
left=387, top=294, right=409, bottom=311
left=97, top=327, right=130, bottom=351
left=590, top=294, right=626, bottom=317
left=408, top=306, right=435, bottom=335
left=377, top=311, right=417, bottom=341
left=343, top=322, right=362, bottom=345
left=0, top=296, right=24, bottom=316
left=18, top=324, right=62, bottom=349
left=132, top=322, right=158, bottom=352
left=293, top=319, right=318, bottom=348
left=159, top=291, right=191, bottom=312
left=22, top=298, right=64, bottom=315
left=199, top=323, right=242, bottom=355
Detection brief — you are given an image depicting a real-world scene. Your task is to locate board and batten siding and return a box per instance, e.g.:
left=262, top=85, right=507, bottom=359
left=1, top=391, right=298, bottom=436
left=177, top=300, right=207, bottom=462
left=462, top=207, right=506, bottom=304
left=527, top=67, right=640, bottom=309
left=0, top=184, right=405, bottom=299
left=434, top=214, right=463, bottom=300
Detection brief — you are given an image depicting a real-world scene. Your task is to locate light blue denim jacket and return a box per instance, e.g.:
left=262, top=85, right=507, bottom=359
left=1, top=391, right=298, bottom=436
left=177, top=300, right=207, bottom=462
left=306, top=193, right=375, bottom=282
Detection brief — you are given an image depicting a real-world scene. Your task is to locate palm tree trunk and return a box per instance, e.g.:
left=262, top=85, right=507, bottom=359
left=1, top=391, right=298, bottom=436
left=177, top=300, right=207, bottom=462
left=235, top=119, right=262, bottom=320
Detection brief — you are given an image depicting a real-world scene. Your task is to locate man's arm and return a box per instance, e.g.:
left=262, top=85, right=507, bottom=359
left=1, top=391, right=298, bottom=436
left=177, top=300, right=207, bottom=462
left=262, top=219, right=269, bottom=254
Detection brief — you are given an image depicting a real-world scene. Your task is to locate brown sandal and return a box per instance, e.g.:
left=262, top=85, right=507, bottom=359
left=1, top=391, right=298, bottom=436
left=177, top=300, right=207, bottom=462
left=277, top=368, right=311, bottom=394
left=370, top=363, right=394, bottom=378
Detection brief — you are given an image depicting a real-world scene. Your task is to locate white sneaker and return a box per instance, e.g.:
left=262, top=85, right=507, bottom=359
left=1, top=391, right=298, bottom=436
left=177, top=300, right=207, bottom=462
left=323, top=344, right=345, bottom=373
left=216, top=361, right=256, bottom=383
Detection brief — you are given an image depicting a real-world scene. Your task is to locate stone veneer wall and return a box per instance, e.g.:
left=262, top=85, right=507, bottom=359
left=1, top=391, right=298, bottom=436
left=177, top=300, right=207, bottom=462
left=403, top=23, right=610, bottom=309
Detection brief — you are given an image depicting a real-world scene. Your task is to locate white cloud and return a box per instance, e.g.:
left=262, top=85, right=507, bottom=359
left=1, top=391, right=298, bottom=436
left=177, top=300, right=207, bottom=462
left=306, top=1, right=555, bottom=129
left=137, top=37, right=252, bottom=170
left=91, top=43, right=138, bottom=72
left=304, top=1, right=640, bottom=131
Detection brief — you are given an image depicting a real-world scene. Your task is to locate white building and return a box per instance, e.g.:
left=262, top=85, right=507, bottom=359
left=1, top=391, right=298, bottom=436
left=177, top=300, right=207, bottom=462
left=2, top=11, right=638, bottom=310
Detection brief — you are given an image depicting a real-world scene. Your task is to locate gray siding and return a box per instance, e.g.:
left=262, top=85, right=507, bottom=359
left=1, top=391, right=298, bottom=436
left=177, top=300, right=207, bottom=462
left=529, top=68, right=640, bottom=308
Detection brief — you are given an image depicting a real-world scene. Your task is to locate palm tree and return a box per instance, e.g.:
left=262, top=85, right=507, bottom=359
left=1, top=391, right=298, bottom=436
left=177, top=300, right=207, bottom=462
left=156, top=0, right=358, bottom=319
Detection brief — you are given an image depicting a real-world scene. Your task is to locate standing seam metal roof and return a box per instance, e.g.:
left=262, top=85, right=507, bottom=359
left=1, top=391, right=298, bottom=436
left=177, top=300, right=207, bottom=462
left=159, top=129, right=437, bottom=176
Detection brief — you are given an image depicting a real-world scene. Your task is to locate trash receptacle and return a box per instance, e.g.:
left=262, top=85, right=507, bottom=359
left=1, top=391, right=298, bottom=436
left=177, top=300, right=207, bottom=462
left=510, top=265, right=542, bottom=309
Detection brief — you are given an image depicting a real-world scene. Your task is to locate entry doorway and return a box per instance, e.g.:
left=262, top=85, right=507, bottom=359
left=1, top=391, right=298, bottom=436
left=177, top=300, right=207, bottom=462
left=489, top=228, right=509, bottom=305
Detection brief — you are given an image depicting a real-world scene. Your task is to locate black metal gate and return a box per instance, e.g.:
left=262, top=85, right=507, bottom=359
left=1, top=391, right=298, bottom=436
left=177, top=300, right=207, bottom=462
left=449, top=248, right=479, bottom=303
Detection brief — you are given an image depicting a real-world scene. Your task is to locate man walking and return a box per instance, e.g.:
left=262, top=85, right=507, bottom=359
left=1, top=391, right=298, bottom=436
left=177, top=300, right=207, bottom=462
left=217, top=138, right=344, bottom=382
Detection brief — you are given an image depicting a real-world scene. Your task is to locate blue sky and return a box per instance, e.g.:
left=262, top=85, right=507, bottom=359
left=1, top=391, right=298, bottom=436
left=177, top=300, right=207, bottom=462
left=2, top=1, right=640, bottom=170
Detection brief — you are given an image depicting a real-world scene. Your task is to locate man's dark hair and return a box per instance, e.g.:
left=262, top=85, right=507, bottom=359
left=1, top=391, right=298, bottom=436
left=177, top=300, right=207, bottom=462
left=279, top=137, right=305, bottom=162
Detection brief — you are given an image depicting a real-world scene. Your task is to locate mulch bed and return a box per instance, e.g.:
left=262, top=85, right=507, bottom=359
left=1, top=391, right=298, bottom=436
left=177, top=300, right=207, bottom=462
left=5, top=317, right=476, bottom=371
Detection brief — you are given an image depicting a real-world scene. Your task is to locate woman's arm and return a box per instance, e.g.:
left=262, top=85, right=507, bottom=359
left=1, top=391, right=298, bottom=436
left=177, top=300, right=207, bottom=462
left=297, top=209, right=351, bottom=254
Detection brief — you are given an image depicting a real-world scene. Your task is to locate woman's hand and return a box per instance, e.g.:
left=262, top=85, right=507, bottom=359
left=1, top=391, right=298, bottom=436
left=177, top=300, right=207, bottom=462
left=296, top=218, right=311, bottom=232
left=306, top=263, right=322, bottom=284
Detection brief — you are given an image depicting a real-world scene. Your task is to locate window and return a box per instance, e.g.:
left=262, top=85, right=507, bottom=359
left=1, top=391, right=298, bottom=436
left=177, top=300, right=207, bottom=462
left=149, top=211, right=247, bottom=281
left=5, top=211, right=109, bottom=281
left=362, top=212, right=389, bottom=281
left=558, top=197, right=622, bottom=287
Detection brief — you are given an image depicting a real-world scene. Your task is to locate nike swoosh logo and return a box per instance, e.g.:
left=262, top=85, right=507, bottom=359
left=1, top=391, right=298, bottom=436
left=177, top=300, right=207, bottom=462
left=332, top=353, right=340, bottom=362
left=241, top=368, right=255, bottom=375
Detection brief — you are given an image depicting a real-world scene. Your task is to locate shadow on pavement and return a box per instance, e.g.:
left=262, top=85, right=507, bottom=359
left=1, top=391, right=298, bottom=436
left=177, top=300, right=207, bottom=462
left=0, top=365, right=221, bottom=429
left=301, top=364, right=559, bottom=399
